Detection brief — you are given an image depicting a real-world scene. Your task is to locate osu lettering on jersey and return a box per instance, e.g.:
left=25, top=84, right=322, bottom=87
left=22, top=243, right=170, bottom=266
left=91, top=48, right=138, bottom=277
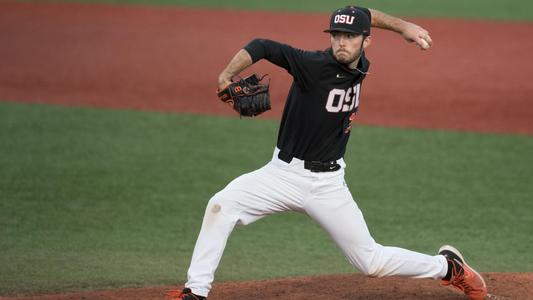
left=244, top=39, right=370, bottom=162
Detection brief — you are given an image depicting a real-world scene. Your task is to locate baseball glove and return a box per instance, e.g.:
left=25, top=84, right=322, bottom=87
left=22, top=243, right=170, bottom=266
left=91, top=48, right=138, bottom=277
left=217, top=74, right=271, bottom=117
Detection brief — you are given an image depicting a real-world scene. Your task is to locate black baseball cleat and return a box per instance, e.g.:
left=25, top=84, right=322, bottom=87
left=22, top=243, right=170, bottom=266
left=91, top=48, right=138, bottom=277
left=439, top=245, right=487, bottom=300
left=166, top=288, right=206, bottom=300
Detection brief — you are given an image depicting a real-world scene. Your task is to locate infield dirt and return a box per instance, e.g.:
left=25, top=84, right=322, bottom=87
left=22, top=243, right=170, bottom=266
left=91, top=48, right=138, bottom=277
left=2, top=273, right=532, bottom=300
left=0, top=2, right=532, bottom=299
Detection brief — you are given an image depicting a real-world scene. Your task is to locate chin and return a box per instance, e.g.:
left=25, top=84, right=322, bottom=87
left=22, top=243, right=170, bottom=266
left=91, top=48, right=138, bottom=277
left=335, top=53, right=356, bottom=65
left=335, top=56, right=354, bottom=65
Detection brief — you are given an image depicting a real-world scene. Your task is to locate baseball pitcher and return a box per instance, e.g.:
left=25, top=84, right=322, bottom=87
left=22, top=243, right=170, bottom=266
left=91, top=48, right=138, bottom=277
left=168, top=6, right=487, bottom=300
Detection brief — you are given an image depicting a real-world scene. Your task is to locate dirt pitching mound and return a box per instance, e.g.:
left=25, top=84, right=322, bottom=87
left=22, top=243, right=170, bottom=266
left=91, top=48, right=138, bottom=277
left=3, top=273, right=532, bottom=300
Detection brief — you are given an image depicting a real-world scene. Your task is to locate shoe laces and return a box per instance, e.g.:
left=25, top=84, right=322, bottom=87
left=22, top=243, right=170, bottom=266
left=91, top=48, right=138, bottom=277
left=443, top=258, right=476, bottom=294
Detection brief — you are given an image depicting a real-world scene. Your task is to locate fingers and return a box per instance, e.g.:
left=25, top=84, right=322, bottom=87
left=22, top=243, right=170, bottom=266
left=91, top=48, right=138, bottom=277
left=218, top=73, right=233, bottom=91
left=411, top=31, right=432, bottom=50
left=403, top=22, right=433, bottom=50
left=416, top=27, right=432, bottom=50
left=424, top=32, right=433, bottom=46
left=418, top=31, right=433, bottom=50
left=218, top=79, right=232, bottom=91
left=416, top=35, right=432, bottom=50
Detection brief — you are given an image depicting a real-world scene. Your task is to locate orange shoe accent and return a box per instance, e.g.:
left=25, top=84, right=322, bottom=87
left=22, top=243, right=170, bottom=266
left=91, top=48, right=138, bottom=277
left=440, top=246, right=487, bottom=300
left=165, top=288, right=205, bottom=300
left=165, top=289, right=184, bottom=299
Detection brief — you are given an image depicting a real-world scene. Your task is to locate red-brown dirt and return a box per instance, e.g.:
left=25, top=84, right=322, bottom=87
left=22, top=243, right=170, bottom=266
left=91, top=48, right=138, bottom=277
left=0, top=2, right=532, bottom=300
left=1, top=2, right=533, bottom=134
left=1, top=273, right=532, bottom=300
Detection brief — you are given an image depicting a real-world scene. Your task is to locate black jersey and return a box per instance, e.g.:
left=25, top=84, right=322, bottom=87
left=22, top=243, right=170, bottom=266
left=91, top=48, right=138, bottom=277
left=244, top=39, right=370, bottom=162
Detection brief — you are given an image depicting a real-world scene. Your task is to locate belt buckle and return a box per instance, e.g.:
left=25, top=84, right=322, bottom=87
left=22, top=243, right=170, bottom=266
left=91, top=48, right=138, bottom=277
left=303, top=161, right=317, bottom=172
left=308, top=161, right=322, bottom=172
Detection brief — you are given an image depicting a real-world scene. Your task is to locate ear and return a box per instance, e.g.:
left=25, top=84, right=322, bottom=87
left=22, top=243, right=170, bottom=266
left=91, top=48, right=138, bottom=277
left=362, top=35, right=372, bottom=49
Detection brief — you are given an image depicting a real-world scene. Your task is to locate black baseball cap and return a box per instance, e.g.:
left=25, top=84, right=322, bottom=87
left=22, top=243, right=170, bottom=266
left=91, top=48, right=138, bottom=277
left=324, top=7, right=371, bottom=36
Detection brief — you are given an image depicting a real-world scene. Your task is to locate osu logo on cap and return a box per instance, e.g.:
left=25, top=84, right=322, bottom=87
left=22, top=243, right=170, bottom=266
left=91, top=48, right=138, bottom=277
left=334, top=14, right=355, bottom=25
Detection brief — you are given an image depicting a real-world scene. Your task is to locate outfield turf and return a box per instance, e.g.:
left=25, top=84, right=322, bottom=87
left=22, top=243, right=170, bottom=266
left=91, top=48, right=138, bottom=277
left=1, top=101, right=532, bottom=294
left=53, top=0, right=533, bottom=21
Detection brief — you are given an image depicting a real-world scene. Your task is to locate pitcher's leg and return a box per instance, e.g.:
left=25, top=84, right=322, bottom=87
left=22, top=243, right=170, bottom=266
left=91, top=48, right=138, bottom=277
left=186, top=163, right=305, bottom=297
left=305, top=183, right=447, bottom=279
left=185, top=192, right=240, bottom=297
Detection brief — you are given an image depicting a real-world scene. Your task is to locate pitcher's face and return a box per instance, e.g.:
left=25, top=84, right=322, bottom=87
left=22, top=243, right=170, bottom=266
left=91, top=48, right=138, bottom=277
left=330, top=32, right=370, bottom=65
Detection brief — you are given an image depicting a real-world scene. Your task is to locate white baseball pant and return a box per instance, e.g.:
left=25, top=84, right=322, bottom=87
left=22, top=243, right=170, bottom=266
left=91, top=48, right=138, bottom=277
left=185, top=148, right=448, bottom=297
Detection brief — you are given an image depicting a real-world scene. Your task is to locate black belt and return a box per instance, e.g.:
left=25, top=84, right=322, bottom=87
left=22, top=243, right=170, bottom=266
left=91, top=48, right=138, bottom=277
left=278, top=151, right=341, bottom=173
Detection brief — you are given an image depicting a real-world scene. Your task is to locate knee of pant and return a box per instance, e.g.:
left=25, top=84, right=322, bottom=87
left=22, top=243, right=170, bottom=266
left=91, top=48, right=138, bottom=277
left=356, top=260, right=379, bottom=277
left=358, top=260, right=384, bottom=278
left=207, top=190, right=262, bottom=226
left=353, top=245, right=385, bottom=278
left=363, top=265, right=385, bottom=278
left=207, top=193, right=230, bottom=212
left=207, top=190, right=242, bottom=214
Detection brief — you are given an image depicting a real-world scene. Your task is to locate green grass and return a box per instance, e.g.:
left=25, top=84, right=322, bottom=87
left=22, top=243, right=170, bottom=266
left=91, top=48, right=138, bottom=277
left=1, top=101, right=532, bottom=295
left=49, top=0, right=533, bottom=21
